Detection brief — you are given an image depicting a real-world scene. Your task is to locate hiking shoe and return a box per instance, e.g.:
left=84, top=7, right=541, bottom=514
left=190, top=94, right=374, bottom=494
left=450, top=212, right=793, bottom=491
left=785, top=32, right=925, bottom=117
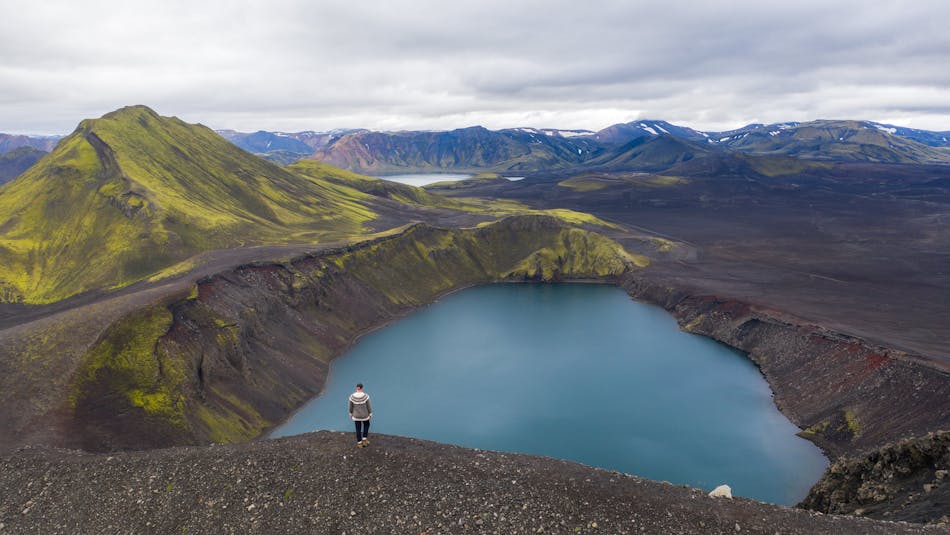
left=357, top=441, right=364, bottom=448
left=361, top=438, right=370, bottom=446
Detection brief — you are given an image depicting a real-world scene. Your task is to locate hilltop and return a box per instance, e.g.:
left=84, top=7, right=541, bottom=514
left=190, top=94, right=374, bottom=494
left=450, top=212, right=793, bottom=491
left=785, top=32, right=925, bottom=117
left=1, top=431, right=941, bottom=535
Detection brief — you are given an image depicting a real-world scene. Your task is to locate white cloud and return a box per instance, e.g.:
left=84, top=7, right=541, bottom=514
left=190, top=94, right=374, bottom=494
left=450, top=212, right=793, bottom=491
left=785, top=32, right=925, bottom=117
left=2, top=0, right=950, bottom=134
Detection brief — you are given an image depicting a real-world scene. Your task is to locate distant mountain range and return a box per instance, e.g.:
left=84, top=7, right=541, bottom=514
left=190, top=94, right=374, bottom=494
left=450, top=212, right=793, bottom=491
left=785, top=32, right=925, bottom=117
left=310, top=126, right=603, bottom=174
left=705, top=120, right=950, bottom=164
left=215, top=128, right=366, bottom=164
left=6, top=117, right=950, bottom=185
left=0, top=133, right=60, bottom=154
left=219, top=119, right=950, bottom=174
left=0, top=134, right=59, bottom=184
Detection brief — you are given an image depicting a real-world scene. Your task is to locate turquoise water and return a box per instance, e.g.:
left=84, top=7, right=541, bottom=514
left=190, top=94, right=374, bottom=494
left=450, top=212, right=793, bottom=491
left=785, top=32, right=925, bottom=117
left=272, top=283, right=828, bottom=505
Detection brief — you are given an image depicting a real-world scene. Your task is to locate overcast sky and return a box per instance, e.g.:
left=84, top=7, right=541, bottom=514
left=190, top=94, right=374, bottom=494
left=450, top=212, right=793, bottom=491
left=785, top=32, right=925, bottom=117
left=3, top=0, right=950, bottom=135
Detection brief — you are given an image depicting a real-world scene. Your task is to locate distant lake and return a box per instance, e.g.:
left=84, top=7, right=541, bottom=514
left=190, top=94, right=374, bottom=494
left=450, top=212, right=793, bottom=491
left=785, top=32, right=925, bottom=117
left=272, top=283, right=828, bottom=505
left=376, top=173, right=525, bottom=187
left=377, top=173, right=473, bottom=187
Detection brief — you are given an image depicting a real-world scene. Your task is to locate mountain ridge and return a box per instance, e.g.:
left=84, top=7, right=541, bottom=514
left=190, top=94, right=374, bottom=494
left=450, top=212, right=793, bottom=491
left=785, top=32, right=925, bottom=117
left=302, top=118, right=950, bottom=174
left=14, top=116, right=950, bottom=171
left=706, top=119, right=950, bottom=164
left=216, top=128, right=367, bottom=164
left=310, top=125, right=603, bottom=174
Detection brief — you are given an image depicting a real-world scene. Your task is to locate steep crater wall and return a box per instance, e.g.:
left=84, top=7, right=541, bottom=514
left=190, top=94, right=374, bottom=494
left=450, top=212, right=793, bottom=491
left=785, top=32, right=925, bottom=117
left=65, top=216, right=640, bottom=450
left=43, top=215, right=950, bottom=462
left=619, top=278, right=950, bottom=460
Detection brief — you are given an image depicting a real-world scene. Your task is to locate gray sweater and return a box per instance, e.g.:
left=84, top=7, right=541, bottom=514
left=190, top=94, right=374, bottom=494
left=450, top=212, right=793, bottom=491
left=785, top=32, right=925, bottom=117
left=349, top=392, right=372, bottom=421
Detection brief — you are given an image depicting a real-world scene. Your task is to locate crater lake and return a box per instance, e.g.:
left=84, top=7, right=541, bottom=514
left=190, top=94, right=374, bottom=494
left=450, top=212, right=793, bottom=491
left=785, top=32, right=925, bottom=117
left=272, top=283, right=828, bottom=505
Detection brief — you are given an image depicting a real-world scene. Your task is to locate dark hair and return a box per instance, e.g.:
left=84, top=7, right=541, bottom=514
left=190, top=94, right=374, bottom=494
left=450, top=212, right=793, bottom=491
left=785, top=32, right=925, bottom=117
left=356, top=383, right=363, bottom=389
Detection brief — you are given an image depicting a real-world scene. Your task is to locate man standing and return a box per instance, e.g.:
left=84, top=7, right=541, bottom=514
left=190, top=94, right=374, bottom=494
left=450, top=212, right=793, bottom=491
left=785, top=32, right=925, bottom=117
left=349, top=383, right=372, bottom=447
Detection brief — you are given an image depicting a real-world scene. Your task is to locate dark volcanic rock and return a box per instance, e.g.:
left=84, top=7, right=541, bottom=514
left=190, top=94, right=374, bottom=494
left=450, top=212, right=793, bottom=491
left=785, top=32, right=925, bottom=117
left=1, top=431, right=943, bottom=535
left=801, top=431, right=950, bottom=525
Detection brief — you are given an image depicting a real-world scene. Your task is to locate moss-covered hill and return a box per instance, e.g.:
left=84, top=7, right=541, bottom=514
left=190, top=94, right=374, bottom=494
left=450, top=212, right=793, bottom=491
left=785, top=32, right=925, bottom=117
left=37, top=216, right=642, bottom=451
left=0, top=106, right=403, bottom=304
left=0, top=106, right=625, bottom=305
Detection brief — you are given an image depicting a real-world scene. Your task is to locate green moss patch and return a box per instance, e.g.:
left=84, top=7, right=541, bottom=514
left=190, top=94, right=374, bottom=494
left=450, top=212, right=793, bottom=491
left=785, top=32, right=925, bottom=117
left=70, top=305, right=186, bottom=426
left=800, top=420, right=830, bottom=438
left=839, top=410, right=863, bottom=437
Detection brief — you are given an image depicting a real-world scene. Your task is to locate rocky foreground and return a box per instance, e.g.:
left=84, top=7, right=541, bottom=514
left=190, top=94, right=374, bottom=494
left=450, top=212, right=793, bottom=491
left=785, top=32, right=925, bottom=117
left=2, top=432, right=946, bottom=535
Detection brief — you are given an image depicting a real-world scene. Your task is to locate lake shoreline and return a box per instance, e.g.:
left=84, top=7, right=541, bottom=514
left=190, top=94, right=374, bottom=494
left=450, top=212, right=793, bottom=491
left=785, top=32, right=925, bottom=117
left=269, top=282, right=827, bottom=505
left=245, top=238, right=949, bottom=463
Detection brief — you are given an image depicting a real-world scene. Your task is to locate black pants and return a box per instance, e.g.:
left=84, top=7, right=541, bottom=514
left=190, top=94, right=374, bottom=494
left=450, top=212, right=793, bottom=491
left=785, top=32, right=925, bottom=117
left=354, top=420, right=370, bottom=442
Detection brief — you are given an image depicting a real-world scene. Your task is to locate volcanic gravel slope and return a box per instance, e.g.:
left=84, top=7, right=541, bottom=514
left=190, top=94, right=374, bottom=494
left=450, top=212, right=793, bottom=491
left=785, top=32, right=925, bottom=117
left=2, top=432, right=945, bottom=535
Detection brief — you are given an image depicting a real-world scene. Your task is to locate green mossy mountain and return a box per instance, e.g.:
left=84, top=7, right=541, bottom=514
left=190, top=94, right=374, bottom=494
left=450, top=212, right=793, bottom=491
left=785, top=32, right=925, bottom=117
left=0, top=106, right=403, bottom=304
